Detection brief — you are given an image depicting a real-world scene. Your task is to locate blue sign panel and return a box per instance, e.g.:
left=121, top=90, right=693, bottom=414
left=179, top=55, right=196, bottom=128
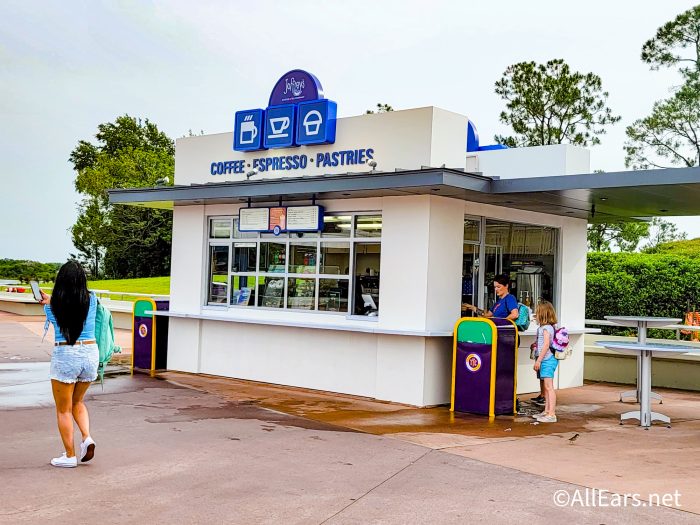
left=263, top=104, right=296, bottom=149
left=234, top=109, right=265, bottom=151
left=296, top=99, right=337, bottom=146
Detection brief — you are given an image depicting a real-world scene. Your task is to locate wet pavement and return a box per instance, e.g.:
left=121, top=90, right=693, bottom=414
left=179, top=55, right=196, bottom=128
left=1, top=311, right=699, bottom=523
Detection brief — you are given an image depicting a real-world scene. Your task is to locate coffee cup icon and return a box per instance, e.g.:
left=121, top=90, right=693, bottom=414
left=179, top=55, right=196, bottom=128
left=268, top=116, right=290, bottom=138
left=240, top=117, right=258, bottom=144
left=302, top=110, right=323, bottom=136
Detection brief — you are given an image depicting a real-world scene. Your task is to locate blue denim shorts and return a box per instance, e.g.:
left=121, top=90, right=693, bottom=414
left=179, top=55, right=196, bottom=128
left=50, top=343, right=99, bottom=383
left=539, top=355, right=559, bottom=379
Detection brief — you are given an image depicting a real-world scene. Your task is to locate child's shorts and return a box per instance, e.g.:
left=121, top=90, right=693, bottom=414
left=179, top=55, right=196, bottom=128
left=50, top=343, right=99, bottom=383
left=539, top=356, right=558, bottom=378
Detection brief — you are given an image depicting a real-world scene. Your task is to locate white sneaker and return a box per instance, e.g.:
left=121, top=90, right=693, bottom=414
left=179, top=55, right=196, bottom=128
left=50, top=453, right=77, bottom=468
left=80, top=436, right=96, bottom=463
left=532, top=411, right=546, bottom=419
left=536, top=414, right=558, bottom=423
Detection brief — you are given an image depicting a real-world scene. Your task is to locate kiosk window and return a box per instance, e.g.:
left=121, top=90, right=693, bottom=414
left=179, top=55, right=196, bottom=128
left=287, top=278, right=315, bottom=310
left=319, top=278, right=349, bottom=312
left=322, top=215, right=351, bottom=237
left=354, top=215, right=382, bottom=238
left=319, top=242, right=349, bottom=275
left=353, top=242, right=381, bottom=315
left=289, top=243, right=317, bottom=274
left=232, top=243, right=257, bottom=273
left=208, top=245, right=229, bottom=304
left=208, top=212, right=381, bottom=315
left=258, top=276, right=285, bottom=308
left=260, top=242, right=287, bottom=273
left=210, top=219, right=231, bottom=239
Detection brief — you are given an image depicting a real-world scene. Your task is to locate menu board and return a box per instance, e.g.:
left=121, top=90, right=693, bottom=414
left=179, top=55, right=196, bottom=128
left=287, top=206, right=323, bottom=231
left=239, top=208, right=270, bottom=231
left=238, top=205, right=324, bottom=233
left=269, top=207, right=287, bottom=230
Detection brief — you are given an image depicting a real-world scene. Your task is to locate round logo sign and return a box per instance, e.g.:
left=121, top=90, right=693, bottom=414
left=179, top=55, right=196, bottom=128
left=465, top=353, right=482, bottom=372
left=273, top=225, right=282, bottom=236
left=138, top=323, right=148, bottom=338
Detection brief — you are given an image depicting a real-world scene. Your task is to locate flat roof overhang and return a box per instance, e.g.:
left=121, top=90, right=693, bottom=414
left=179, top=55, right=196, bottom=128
left=108, top=166, right=700, bottom=223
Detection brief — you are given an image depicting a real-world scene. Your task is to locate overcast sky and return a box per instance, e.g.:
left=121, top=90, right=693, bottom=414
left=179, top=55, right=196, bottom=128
left=2, top=0, right=699, bottom=262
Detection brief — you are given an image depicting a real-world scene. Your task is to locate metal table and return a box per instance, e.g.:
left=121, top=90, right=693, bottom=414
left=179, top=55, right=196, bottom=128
left=604, top=316, right=681, bottom=404
left=595, top=340, right=696, bottom=427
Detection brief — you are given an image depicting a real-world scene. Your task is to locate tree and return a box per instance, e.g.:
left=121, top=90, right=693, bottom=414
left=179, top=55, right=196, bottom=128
left=625, top=6, right=700, bottom=169
left=624, top=83, right=700, bottom=169
left=494, top=59, right=620, bottom=147
left=365, top=103, right=394, bottom=114
left=641, top=218, right=688, bottom=253
left=587, top=221, right=650, bottom=252
left=641, top=5, right=700, bottom=82
left=69, top=115, right=174, bottom=278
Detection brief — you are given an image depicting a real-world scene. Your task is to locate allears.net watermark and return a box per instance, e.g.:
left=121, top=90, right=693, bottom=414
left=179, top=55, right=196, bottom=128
left=553, top=488, right=682, bottom=508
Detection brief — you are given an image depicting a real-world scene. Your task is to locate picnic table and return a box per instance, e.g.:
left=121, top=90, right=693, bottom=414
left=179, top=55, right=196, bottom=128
left=598, top=316, right=696, bottom=428
left=595, top=340, right=697, bottom=427
left=605, top=316, right=682, bottom=404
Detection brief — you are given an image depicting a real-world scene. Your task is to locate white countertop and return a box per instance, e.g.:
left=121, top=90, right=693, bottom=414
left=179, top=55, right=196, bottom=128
left=147, top=309, right=596, bottom=338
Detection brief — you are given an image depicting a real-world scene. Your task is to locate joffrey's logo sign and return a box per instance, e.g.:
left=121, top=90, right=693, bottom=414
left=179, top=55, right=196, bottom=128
left=234, top=69, right=337, bottom=152
left=284, top=77, right=305, bottom=97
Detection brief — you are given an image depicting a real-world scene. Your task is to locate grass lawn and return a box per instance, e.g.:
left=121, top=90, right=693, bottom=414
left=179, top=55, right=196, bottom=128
left=87, top=276, right=171, bottom=296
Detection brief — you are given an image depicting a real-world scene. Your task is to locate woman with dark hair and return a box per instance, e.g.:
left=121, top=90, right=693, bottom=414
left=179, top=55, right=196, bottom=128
left=463, top=274, right=519, bottom=321
left=39, top=260, right=98, bottom=468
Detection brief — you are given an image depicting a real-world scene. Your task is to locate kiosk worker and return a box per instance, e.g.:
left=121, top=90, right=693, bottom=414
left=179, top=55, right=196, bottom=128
left=463, top=274, right=518, bottom=321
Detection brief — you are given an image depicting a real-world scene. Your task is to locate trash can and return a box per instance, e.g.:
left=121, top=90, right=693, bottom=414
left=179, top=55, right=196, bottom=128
left=450, top=317, right=519, bottom=417
left=132, top=298, right=169, bottom=376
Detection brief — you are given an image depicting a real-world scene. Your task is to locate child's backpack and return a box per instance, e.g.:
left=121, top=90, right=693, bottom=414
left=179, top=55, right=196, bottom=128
left=515, top=303, right=531, bottom=332
left=95, top=299, right=122, bottom=386
left=551, top=326, right=570, bottom=360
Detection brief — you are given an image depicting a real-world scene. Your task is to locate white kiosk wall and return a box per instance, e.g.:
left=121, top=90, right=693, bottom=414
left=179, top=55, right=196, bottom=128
left=165, top=107, right=588, bottom=406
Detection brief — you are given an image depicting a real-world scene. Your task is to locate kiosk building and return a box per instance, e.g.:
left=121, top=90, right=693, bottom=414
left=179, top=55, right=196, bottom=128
left=109, top=70, right=700, bottom=406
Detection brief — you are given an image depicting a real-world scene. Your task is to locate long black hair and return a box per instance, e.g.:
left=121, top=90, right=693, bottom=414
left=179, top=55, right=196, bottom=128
left=50, top=260, right=90, bottom=346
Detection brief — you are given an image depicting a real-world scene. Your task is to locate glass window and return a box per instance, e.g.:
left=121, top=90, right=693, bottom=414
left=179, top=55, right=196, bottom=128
left=232, top=243, right=257, bottom=273
left=484, top=219, right=557, bottom=307
left=207, top=213, right=381, bottom=315
left=258, top=276, right=285, bottom=308
left=287, top=278, right=316, bottom=310
left=319, top=278, right=349, bottom=312
left=210, top=219, right=231, bottom=239
left=322, top=215, right=351, bottom=237
left=233, top=218, right=258, bottom=239
left=353, top=243, right=381, bottom=315
left=289, top=243, right=317, bottom=274
left=464, top=218, right=480, bottom=242
left=208, top=245, right=229, bottom=303
left=260, top=242, right=287, bottom=273
left=231, top=275, right=256, bottom=307
left=320, top=243, right=349, bottom=275
left=354, top=215, right=382, bottom=238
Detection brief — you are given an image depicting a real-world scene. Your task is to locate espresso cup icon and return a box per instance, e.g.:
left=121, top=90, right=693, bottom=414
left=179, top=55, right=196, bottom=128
left=240, top=118, right=258, bottom=144
left=268, top=117, right=290, bottom=138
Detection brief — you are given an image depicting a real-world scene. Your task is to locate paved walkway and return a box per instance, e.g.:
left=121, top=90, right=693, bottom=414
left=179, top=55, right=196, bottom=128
left=1, top=312, right=698, bottom=524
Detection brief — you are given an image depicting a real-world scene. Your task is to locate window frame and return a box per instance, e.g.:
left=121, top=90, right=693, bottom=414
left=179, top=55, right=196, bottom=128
left=205, top=212, right=381, bottom=315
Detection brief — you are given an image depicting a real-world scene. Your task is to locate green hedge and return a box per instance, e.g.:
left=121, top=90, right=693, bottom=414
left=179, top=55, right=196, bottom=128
left=587, top=252, right=700, bottom=337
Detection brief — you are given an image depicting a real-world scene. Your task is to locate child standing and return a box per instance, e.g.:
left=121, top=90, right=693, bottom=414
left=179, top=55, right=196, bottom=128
left=533, top=301, right=559, bottom=423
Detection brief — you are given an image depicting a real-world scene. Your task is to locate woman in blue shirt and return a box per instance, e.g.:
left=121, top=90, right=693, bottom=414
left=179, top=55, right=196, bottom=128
left=40, top=260, right=98, bottom=468
left=465, top=274, right=519, bottom=321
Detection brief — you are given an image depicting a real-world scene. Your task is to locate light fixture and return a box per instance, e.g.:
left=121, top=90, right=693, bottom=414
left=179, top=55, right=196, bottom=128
left=367, top=160, right=377, bottom=171
left=246, top=170, right=257, bottom=179
left=600, top=197, right=608, bottom=201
